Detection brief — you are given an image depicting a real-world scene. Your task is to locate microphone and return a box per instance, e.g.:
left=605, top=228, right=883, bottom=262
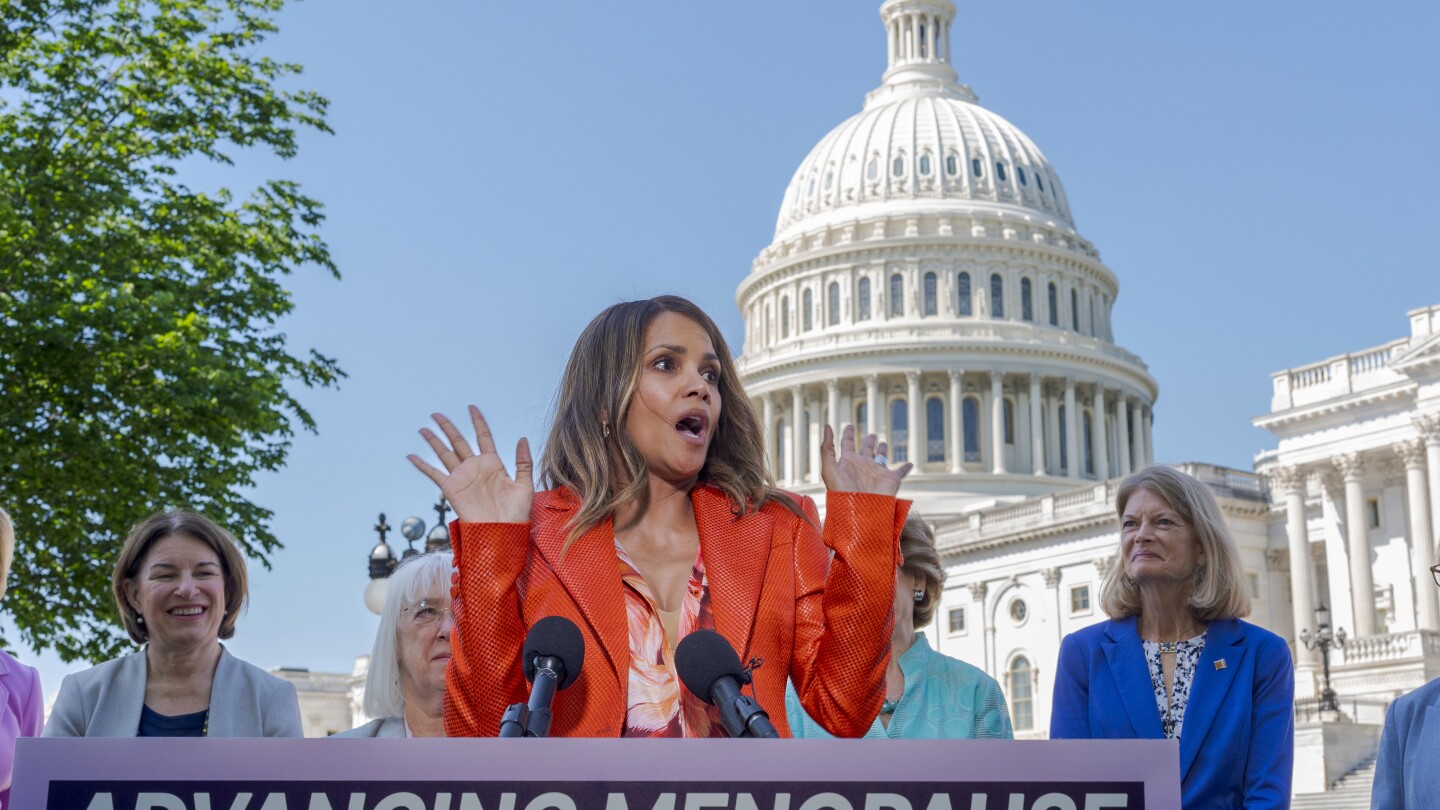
left=499, top=616, right=585, bottom=738
left=675, top=629, right=779, bottom=739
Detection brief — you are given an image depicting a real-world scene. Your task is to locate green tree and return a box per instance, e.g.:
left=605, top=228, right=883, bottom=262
left=0, top=0, right=341, bottom=661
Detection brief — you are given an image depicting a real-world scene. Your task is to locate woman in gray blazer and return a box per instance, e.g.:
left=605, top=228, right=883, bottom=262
left=334, top=552, right=452, bottom=738
left=43, top=511, right=301, bottom=738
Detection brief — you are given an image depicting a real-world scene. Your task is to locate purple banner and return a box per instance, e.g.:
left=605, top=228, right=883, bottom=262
left=14, top=738, right=1180, bottom=810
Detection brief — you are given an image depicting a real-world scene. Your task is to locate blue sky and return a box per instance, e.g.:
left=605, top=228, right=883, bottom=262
left=10, top=1, right=1439, bottom=701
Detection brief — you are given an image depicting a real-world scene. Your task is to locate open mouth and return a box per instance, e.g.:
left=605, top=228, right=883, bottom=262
left=170, top=606, right=206, bottom=617
left=675, top=413, right=708, bottom=441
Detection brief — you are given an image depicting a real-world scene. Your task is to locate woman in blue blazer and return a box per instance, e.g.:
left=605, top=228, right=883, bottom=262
left=1372, top=562, right=1440, bottom=808
left=1051, top=466, right=1294, bottom=810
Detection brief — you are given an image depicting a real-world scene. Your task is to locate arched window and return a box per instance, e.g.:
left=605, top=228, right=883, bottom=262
left=824, top=170, right=833, bottom=190
left=963, top=397, right=980, bottom=462
left=856, top=402, right=868, bottom=432
left=867, top=158, right=878, bottom=181
left=1003, top=398, right=1015, bottom=445
left=858, top=278, right=872, bottom=321
left=957, top=272, right=973, bottom=316
left=1071, top=288, right=1080, bottom=332
left=890, top=398, right=908, bottom=463
left=1083, top=411, right=1095, bottom=476
left=1021, top=278, right=1034, bottom=322
left=1009, top=657, right=1034, bottom=730
left=781, top=296, right=790, bottom=338
left=1017, top=166, right=1028, bottom=186
left=890, top=274, right=904, bottom=317
left=802, top=289, right=813, bottom=331
left=995, top=162, right=1008, bottom=182
left=946, top=154, right=958, bottom=176
left=990, top=274, right=1005, bottom=319
left=919, top=154, right=932, bottom=176
left=1047, top=283, right=1059, bottom=326
left=923, top=272, right=937, bottom=316
left=1036, top=172, right=1045, bottom=192
left=971, top=157, right=983, bottom=178
left=827, top=282, right=840, bottom=326
left=892, top=156, right=905, bottom=177
left=926, top=397, right=945, bottom=462
left=1058, top=405, right=1068, bottom=471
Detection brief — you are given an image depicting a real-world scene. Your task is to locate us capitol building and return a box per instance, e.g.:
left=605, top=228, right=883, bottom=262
left=284, top=1, right=1440, bottom=800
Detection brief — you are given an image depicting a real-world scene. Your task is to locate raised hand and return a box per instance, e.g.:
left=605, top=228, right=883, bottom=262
left=408, top=405, right=534, bottom=524
left=819, top=424, right=912, bottom=497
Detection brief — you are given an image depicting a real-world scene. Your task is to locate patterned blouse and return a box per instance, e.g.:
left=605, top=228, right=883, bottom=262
left=1141, top=632, right=1206, bottom=740
left=615, top=541, right=727, bottom=737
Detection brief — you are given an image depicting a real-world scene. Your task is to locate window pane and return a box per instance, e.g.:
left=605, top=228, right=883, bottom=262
left=890, top=274, right=904, bottom=316
left=893, top=156, right=905, bottom=177
left=856, top=402, right=867, bottom=431
left=958, top=273, right=972, bottom=316
left=1059, top=405, right=1068, bottom=469
left=923, top=272, right=937, bottom=316
left=990, top=274, right=1004, bottom=319
left=995, top=162, right=1008, bottom=182
left=802, top=289, right=813, bottom=331
left=1009, top=657, right=1033, bottom=730
left=971, top=157, right=983, bottom=177
left=828, top=282, right=840, bottom=326
left=919, top=154, right=932, bottom=175
left=946, top=155, right=957, bottom=176
left=1003, top=399, right=1015, bottom=445
left=781, top=297, right=790, bottom=338
left=1017, top=166, right=1027, bottom=186
left=948, top=607, right=966, bottom=634
left=1048, top=283, right=1058, bottom=326
left=963, top=397, right=980, bottom=461
left=926, top=397, right=945, bottom=462
left=1021, top=278, right=1033, bottom=322
left=1083, top=411, right=1094, bottom=475
left=858, top=278, right=871, bottom=320
left=1071, top=289, right=1079, bottom=331
left=1071, top=585, right=1090, bottom=613
left=891, top=398, right=908, bottom=463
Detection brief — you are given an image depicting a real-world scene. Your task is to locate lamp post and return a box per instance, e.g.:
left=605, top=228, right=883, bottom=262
left=1299, top=602, right=1348, bottom=713
left=364, top=499, right=452, bottom=615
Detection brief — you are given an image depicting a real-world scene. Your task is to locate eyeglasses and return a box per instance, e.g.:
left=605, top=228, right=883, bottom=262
left=404, top=598, right=452, bottom=629
left=1431, top=564, right=1440, bottom=589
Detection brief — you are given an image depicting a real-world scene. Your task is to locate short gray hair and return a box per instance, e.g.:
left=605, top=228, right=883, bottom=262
left=363, top=551, right=454, bottom=720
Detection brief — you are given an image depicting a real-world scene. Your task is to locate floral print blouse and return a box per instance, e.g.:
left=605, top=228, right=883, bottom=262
left=615, top=541, right=727, bottom=738
left=1141, top=632, right=1206, bottom=740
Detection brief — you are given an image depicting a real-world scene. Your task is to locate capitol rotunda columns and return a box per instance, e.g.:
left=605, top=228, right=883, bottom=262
left=1397, top=439, right=1439, bottom=632
left=1091, top=386, right=1109, bottom=481
left=1115, top=394, right=1132, bottom=479
left=990, top=372, right=1006, bottom=474
left=1064, top=378, right=1079, bottom=479
left=1335, top=453, right=1377, bottom=636
left=1029, top=375, right=1044, bottom=476
left=1273, top=466, right=1319, bottom=676
left=949, top=371, right=964, bottom=474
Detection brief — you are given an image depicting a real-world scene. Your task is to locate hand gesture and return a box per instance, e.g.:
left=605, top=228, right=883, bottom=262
left=408, top=405, right=534, bottom=524
left=819, top=424, right=912, bottom=497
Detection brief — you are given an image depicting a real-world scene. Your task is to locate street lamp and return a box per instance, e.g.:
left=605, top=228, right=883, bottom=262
left=1299, top=602, right=1348, bottom=713
left=363, top=499, right=453, bottom=615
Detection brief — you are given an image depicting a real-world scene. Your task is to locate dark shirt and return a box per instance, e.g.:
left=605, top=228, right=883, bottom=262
left=137, top=704, right=207, bottom=737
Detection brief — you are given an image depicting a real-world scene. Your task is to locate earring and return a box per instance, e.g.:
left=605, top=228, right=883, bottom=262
left=602, top=420, right=610, bottom=438
left=913, top=590, right=924, bottom=603
left=136, top=615, right=145, bottom=625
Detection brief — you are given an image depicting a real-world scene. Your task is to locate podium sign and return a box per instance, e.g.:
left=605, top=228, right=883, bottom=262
left=14, top=738, right=1181, bottom=810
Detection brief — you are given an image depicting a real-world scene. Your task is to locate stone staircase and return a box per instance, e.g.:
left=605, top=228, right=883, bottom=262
left=1292, top=757, right=1377, bottom=810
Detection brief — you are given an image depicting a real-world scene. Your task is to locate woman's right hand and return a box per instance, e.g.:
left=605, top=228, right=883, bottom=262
left=408, top=405, right=533, bottom=524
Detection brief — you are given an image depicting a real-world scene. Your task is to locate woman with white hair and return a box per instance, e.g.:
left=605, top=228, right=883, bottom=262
left=335, top=552, right=454, bottom=737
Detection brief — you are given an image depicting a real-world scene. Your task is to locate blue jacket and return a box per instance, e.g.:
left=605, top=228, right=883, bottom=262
left=1050, top=616, right=1294, bottom=809
left=1372, top=675, right=1440, bottom=809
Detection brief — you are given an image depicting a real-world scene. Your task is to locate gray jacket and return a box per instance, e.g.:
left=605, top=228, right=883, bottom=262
left=331, top=716, right=408, bottom=738
left=42, top=646, right=302, bottom=738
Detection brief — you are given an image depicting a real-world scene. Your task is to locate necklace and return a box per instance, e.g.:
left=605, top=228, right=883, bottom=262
left=202, top=708, right=210, bottom=737
left=1158, top=641, right=1179, bottom=654
left=881, top=697, right=899, bottom=715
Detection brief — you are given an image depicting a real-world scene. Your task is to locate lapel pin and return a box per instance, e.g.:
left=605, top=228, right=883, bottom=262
left=1214, top=659, right=1227, bottom=670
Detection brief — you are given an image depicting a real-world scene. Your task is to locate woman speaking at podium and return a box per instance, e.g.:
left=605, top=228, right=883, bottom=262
left=409, top=295, right=911, bottom=737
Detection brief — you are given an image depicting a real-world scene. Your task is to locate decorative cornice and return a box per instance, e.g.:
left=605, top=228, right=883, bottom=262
left=1416, top=413, right=1440, bottom=444
left=1268, top=465, right=1305, bottom=496
left=1334, top=452, right=1365, bottom=482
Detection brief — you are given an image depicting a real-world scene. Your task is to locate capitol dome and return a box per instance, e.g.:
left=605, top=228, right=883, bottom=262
left=737, top=0, right=1159, bottom=516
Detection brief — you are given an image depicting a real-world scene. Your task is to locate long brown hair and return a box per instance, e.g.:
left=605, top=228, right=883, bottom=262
left=540, top=295, right=801, bottom=548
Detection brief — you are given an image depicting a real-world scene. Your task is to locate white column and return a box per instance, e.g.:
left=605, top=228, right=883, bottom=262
left=1092, top=385, right=1109, bottom=480
left=1142, top=406, right=1154, bottom=465
left=1336, top=453, right=1377, bottom=637
left=948, top=370, right=963, bottom=473
left=1064, top=378, right=1079, bottom=479
left=1421, top=415, right=1440, bottom=568
left=1116, top=394, right=1133, bottom=479
left=762, top=393, right=776, bottom=478
left=865, top=374, right=880, bottom=437
left=788, top=386, right=803, bottom=487
left=990, top=371, right=1007, bottom=475
left=906, top=371, right=922, bottom=466
left=807, top=394, right=822, bottom=484
left=1398, top=440, right=1439, bottom=631
left=1045, top=387, right=1060, bottom=474
left=1275, top=467, right=1320, bottom=678
left=1320, top=475, right=1357, bottom=637
left=1130, top=400, right=1147, bottom=470
left=826, top=379, right=840, bottom=437
left=1029, top=375, right=1045, bottom=476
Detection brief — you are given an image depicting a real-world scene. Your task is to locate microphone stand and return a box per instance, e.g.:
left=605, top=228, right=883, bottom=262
left=499, top=655, right=564, bottom=738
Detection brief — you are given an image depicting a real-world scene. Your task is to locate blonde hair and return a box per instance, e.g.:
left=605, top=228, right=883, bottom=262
left=1099, top=466, right=1251, bottom=621
left=900, top=515, right=945, bottom=627
left=540, top=295, right=802, bottom=549
left=112, top=511, right=250, bottom=644
left=364, top=551, right=454, bottom=720
left=0, top=507, right=14, bottom=601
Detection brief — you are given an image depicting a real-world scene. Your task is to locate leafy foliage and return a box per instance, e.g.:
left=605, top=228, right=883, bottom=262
left=0, top=0, right=340, bottom=661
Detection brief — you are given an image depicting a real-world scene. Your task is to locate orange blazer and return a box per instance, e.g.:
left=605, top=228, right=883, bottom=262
left=444, top=484, right=909, bottom=738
